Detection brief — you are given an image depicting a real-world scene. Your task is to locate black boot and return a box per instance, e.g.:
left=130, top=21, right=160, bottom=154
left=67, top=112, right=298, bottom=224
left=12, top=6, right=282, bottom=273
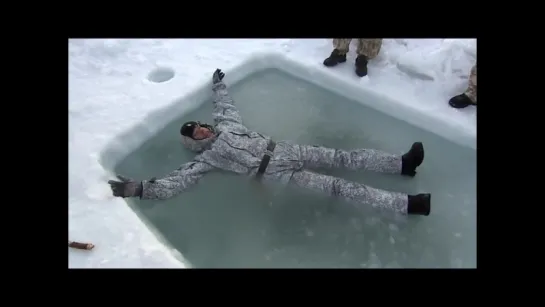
left=355, top=55, right=368, bottom=77
left=323, top=49, right=347, bottom=67
left=407, top=193, right=431, bottom=216
left=401, top=142, right=424, bottom=177
left=449, top=93, right=476, bottom=109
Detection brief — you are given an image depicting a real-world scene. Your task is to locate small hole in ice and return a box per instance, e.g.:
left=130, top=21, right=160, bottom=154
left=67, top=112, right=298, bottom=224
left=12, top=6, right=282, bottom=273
left=147, top=67, right=175, bottom=83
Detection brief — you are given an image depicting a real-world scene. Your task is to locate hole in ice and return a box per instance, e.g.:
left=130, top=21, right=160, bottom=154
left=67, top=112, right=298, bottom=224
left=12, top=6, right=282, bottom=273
left=102, top=54, right=476, bottom=268
left=147, top=67, right=175, bottom=83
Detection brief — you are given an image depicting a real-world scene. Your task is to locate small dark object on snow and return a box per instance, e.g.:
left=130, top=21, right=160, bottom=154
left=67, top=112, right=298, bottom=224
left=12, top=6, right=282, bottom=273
left=69, top=241, right=94, bottom=250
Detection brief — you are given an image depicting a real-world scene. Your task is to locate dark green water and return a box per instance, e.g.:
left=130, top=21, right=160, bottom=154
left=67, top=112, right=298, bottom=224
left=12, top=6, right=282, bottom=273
left=114, top=68, right=476, bottom=268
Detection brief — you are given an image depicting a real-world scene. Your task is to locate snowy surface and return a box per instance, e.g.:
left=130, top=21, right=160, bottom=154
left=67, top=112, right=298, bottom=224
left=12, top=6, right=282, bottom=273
left=68, top=39, right=477, bottom=268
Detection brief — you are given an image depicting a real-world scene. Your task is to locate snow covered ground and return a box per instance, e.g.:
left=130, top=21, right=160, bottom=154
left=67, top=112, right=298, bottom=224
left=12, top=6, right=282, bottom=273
left=68, top=39, right=477, bottom=268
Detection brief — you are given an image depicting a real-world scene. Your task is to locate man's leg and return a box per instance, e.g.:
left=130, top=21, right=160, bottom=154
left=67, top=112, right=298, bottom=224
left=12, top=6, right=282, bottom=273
left=354, top=39, right=383, bottom=77
left=449, top=64, right=477, bottom=108
left=290, top=170, right=430, bottom=215
left=323, top=39, right=352, bottom=67
left=464, top=65, right=477, bottom=103
left=297, top=142, right=425, bottom=176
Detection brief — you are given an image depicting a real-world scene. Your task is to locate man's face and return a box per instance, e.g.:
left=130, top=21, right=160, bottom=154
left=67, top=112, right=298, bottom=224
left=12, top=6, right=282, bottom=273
left=192, top=125, right=214, bottom=140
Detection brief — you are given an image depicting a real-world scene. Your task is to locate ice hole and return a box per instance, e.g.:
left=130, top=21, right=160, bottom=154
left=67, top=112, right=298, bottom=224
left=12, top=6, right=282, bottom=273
left=102, top=55, right=476, bottom=268
left=147, top=67, right=175, bottom=83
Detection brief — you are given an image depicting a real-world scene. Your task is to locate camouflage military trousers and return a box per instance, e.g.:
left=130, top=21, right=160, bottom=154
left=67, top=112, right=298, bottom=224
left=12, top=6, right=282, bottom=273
left=284, top=144, right=409, bottom=215
left=464, top=65, right=477, bottom=103
left=333, top=39, right=383, bottom=59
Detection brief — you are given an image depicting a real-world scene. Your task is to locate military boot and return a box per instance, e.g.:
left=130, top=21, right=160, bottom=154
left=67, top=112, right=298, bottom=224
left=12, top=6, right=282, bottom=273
left=401, top=142, right=424, bottom=177
left=449, top=93, right=476, bottom=109
left=407, top=193, right=431, bottom=216
left=323, top=49, right=347, bottom=67
left=355, top=55, right=368, bottom=77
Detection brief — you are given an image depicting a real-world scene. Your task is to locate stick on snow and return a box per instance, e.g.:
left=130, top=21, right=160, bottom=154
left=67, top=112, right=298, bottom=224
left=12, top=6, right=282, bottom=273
left=68, top=241, right=94, bottom=250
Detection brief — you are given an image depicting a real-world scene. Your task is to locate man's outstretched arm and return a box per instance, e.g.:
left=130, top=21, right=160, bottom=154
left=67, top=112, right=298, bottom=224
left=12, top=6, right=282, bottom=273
left=211, top=69, right=243, bottom=125
left=108, top=161, right=215, bottom=200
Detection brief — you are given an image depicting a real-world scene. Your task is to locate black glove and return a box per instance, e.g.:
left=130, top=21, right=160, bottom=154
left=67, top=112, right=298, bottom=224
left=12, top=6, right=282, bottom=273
left=212, top=68, right=225, bottom=84
left=108, top=175, right=142, bottom=198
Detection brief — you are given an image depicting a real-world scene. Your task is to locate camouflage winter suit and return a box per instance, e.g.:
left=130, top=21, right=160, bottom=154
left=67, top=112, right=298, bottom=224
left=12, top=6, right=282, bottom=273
left=333, top=39, right=383, bottom=59
left=464, top=65, right=477, bottom=103
left=139, top=79, right=411, bottom=214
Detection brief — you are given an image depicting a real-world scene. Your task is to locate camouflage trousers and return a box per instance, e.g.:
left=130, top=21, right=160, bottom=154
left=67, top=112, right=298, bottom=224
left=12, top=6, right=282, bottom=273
left=464, top=65, right=477, bottom=103
left=333, top=39, right=383, bottom=59
left=285, top=143, right=408, bottom=215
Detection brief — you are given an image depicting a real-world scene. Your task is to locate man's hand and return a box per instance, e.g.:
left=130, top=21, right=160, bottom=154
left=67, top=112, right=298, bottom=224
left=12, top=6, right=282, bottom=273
left=212, top=68, right=225, bottom=84
left=108, top=175, right=142, bottom=198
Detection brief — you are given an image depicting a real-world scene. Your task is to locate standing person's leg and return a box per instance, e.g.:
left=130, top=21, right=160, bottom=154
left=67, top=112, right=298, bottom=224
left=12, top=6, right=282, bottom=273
left=354, top=39, right=383, bottom=77
left=296, top=142, right=425, bottom=177
left=464, top=65, right=477, bottom=102
left=289, top=170, right=431, bottom=215
left=323, top=39, right=353, bottom=67
left=449, top=64, right=477, bottom=108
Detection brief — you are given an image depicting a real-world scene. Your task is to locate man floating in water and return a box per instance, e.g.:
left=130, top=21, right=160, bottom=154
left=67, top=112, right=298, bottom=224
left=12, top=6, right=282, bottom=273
left=108, top=69, right=431, bottom=216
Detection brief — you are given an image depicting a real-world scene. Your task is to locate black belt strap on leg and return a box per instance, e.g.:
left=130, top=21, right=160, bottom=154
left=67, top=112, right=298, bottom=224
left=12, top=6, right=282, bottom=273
left=256, top=140, right=276, bottom=180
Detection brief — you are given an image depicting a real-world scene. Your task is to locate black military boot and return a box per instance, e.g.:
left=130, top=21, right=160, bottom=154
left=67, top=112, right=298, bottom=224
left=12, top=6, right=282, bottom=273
left=401, top=142, right=424, bottom=177
left=355, top=55, right=368, bottom=77
left=449, top=93, right=476, bottom=109
left=323, top=49, right=347, bottom=67
left=407, top=193, right=431, bottom=216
